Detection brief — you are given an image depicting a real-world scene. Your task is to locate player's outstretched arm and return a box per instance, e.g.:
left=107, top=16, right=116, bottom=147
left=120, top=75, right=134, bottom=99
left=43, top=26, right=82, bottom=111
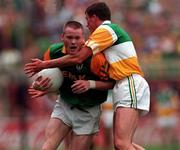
left=24, top=46, right=92, bottom=77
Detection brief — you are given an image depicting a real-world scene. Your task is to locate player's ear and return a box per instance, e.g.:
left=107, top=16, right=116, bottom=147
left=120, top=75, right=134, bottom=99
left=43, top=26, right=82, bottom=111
left=92, top=14, right=98, bottom=20
left=60, top=33, right=64, bottom=41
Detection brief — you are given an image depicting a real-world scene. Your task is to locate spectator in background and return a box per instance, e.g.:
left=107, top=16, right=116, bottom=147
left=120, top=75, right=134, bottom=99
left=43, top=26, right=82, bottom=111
left=154, top=82, right=179, bottom=150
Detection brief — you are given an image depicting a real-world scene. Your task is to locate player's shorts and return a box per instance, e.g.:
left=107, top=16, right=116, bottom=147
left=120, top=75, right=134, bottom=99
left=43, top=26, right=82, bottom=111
left=112, top=74, right=150, bottom=115
left=51, top=97, right=101, bottom=135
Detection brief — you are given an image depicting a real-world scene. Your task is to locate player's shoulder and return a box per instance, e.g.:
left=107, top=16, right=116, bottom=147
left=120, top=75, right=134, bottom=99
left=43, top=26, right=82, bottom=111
left=49, top=42, right=64, bottom=55
left=47, top=42, right=65, bottom=59
left=94, top=22, right=120, bottom=37
left=98, top=21, right=117, bottom=30
left=99, top=22, right=128, bottom=34
left=49, top=42, right=64, bottom=52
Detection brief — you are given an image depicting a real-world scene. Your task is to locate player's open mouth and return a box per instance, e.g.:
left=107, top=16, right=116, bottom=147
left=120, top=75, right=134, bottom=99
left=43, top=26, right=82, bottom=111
left=70, top=46, right=77, bottom=51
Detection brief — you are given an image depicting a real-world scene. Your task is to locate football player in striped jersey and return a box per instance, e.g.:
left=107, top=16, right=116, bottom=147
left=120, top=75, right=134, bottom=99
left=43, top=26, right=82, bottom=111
left=24, top=2, right=150, bottom=150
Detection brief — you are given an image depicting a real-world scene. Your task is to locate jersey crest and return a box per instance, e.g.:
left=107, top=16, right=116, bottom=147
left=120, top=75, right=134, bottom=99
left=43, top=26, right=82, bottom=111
left=76, top=64, right=83, bottom=71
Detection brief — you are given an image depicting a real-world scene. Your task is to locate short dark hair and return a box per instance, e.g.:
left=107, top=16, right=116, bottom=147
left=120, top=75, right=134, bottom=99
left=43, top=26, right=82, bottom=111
left=85, top=2, right=111, bottom=21
left=63, top=21, right=84, bottom=31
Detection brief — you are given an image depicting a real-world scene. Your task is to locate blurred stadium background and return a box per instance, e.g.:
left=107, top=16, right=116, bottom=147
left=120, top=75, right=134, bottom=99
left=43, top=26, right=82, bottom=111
left=0, top=0, right=180, bottom=149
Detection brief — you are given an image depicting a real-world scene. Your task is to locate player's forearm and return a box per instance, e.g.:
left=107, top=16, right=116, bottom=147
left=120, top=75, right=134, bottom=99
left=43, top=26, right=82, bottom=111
left=43, top=55, right=72, bottom=68
left=43, top=46, right=92, bottom=68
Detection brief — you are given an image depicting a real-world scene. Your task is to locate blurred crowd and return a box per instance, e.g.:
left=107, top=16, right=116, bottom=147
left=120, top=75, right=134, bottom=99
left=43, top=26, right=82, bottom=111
left=0, top=0, right=180, bottom=149
left=0, top=0, right=180, bottom=60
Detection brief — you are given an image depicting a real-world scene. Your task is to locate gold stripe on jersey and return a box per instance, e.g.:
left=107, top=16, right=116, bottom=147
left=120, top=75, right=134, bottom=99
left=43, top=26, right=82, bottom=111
left=103, top=41, right=143, bottom=80
left=109, top=57, right=143, bottom=80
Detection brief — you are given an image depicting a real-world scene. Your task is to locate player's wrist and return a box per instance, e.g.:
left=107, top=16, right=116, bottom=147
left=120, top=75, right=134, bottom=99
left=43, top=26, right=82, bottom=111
left=41, top=60, right=49, bottom=69
left=88, top=80, right=96, bottom=89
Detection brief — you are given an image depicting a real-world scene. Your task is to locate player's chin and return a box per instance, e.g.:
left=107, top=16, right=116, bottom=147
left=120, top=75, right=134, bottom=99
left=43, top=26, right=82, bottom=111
left=69, top=49, right=78, bottom=55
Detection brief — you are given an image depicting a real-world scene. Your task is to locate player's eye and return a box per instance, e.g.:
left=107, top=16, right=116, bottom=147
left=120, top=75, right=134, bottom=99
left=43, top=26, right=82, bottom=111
left=66, top=36, right=73, bottom=39
left=75, top=36, right=80, bottom=40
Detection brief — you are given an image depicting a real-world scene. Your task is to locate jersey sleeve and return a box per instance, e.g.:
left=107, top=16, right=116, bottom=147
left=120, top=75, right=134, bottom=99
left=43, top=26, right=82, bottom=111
left=43, top=43, right=64, bottom=61
left=85, top=25, right=118, bottom=55
left=90, top=53, right=109, bottom=80
left=43, top=48, right=51, bottom=61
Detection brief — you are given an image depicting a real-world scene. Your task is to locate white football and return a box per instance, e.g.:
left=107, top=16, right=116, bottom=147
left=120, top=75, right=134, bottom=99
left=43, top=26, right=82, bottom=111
left=37, top=68, right=64, bottom=92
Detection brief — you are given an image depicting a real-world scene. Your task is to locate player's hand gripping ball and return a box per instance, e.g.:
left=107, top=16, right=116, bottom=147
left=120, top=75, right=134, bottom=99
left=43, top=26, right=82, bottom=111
left=35, top=68, right=64, bottom=92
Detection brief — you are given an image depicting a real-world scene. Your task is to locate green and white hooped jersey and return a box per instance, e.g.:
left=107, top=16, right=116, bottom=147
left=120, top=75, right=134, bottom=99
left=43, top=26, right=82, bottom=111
left=85, top=20, right=144, bottom=80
